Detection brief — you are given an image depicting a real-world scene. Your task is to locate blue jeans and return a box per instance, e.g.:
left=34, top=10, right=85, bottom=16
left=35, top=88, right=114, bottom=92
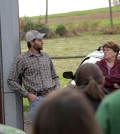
left=29, top=96, right=44, bottom=118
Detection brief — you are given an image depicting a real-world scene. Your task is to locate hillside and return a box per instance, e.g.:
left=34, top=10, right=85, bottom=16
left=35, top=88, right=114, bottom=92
left=20, top=5, right=120, bottom=25
left=20, top=5, right=120, bottom=39
left=41, top=12, right=120, bottom=24
left=29, top=5, right=120, bottom=24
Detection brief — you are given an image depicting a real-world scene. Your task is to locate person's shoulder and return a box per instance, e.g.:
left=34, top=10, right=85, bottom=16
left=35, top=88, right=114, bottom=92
left=116, top=58, right=120, bottom=64
left=14, top=52, right=28, bottom=62
left=97, top=90, right=120, bottom=118
left=96, top=59, right=104, bottom=65
left=102, top=90, right=120, bottom=105
left=42, top=52, right=50, bottom=57
left=42, top=51, right=48, bottom=55
left=18, top=51, right=29, bottom=58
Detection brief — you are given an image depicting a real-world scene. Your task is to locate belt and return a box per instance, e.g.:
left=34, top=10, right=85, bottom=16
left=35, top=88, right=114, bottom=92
left=33, top=88, right=54, bottom=96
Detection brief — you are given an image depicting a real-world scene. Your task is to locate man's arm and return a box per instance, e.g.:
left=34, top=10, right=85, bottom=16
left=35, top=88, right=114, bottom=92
left=7, top=56, right=28, bottom=97
left=50, top=58, right=60, bottom=88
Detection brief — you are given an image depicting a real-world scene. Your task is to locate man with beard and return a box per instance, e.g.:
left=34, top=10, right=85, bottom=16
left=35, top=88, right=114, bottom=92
left=8, top=30, right=60, bottom=114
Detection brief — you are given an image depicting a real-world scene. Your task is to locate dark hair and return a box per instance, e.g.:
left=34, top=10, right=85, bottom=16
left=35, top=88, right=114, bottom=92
left=27, top=39, right=36, bottom=48
left=32, top=89, right=101, bottom=134
left=103, top=41, right=120, bottom=56
left=75, top=63, right=104, bottom=100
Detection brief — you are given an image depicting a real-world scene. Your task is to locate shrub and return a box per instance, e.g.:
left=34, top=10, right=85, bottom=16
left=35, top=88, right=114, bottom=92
left=37, top=24, right=55, bottom=39
left=80, top=22, right=90, bottom=32
left=20, top=17, right=55, bottom=40
left=89, top=21, right=100, bottom=31
left=20, top=17, right=35, bottom=40
left=55, top=24, right=67, bottom=36
left=101, top=25, right=120, bottom=34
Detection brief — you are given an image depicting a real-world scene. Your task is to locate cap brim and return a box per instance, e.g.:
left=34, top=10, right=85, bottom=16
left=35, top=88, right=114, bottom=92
left=36, top=33, right=46, bottom=39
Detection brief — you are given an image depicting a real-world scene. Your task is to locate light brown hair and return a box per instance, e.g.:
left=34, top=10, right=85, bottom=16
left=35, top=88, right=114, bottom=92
left=103, top=41, right=120, bottom=56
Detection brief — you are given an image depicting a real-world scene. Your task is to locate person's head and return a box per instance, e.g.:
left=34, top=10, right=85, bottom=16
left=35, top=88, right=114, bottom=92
left=32, top=89, right=101, bottom=134
left=75, top=63, right=104, bottom=100
left=102, top=41, right=120, bottom=60
left=25, top=30, right=45, bottom=50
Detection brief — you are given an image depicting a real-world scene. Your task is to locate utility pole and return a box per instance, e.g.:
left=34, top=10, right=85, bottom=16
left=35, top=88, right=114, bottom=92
left=0, top=14, right=4, bottom=124
left=109, top=0, right=113, bottom=27
left=0, top=0, right=23, bottom=129
left=45, top=0, right=48, bottom=24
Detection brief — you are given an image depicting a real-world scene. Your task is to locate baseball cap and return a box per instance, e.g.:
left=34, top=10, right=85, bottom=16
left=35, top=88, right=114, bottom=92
left=25, top=30, right=45, bottom=43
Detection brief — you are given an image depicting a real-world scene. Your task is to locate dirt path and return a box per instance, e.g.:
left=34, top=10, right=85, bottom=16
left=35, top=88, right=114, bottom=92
left=41, top=12, right=120, bottom=23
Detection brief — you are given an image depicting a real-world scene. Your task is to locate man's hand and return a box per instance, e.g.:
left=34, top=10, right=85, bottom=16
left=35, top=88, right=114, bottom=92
left=27, top=93, right=39, bottom=102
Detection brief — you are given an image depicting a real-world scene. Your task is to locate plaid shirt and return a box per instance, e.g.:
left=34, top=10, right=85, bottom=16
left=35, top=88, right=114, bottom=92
left=8, top=51, right=60, bottom=97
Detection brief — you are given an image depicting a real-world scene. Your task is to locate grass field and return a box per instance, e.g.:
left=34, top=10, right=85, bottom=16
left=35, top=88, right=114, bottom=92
left=22, top=34, right=120, bottom=110
left=21, top=34, right=120, bottom=88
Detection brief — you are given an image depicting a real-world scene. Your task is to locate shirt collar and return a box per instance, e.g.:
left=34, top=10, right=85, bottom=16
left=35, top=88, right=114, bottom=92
left=27, top=50, right=43, bottom=57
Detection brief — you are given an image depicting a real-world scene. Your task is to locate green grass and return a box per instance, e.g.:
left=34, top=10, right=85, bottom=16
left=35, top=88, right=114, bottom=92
left=23, top=98, right=29, bottom=111
left=47, top=19, right=120, bottom=30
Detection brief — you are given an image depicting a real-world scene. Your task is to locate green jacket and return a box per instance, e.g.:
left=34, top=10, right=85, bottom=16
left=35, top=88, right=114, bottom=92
left=0, top=124, right=26, bottom=134
left=96, top=90, right=120, bottom=134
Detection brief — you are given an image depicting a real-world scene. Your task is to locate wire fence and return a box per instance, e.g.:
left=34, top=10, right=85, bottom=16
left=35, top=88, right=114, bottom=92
left=51, top=55, right=86, bottom=59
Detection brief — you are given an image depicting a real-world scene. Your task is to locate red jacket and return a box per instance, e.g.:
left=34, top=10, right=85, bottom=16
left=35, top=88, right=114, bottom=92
left=96, top=59, right=120, bottom=92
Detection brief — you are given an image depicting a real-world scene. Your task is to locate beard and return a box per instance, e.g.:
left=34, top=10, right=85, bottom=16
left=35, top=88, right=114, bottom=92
left=33, top=43, right=43, bottom=51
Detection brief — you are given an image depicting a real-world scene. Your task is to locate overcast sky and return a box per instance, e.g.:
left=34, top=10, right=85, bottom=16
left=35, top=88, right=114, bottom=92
left=18, top=0, right=109, bottom=17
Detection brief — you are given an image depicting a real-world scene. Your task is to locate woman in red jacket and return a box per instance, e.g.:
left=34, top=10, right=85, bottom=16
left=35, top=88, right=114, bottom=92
left=96, top=41, right=120, bottom=93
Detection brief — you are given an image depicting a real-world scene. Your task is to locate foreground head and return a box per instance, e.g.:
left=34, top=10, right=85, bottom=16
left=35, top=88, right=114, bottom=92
left=75, top=63, right=104, bottom=100
left=75, top=63, right=104, bottom=86
left=102, top=41, right=120, bottom=59
left=25, top=30, right=45, bottom=50
left=32, top=89, right=101, bottom=134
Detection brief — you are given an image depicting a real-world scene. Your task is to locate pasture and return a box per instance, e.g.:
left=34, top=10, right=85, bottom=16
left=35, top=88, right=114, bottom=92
left=21, top=34, right=120, bottom=87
